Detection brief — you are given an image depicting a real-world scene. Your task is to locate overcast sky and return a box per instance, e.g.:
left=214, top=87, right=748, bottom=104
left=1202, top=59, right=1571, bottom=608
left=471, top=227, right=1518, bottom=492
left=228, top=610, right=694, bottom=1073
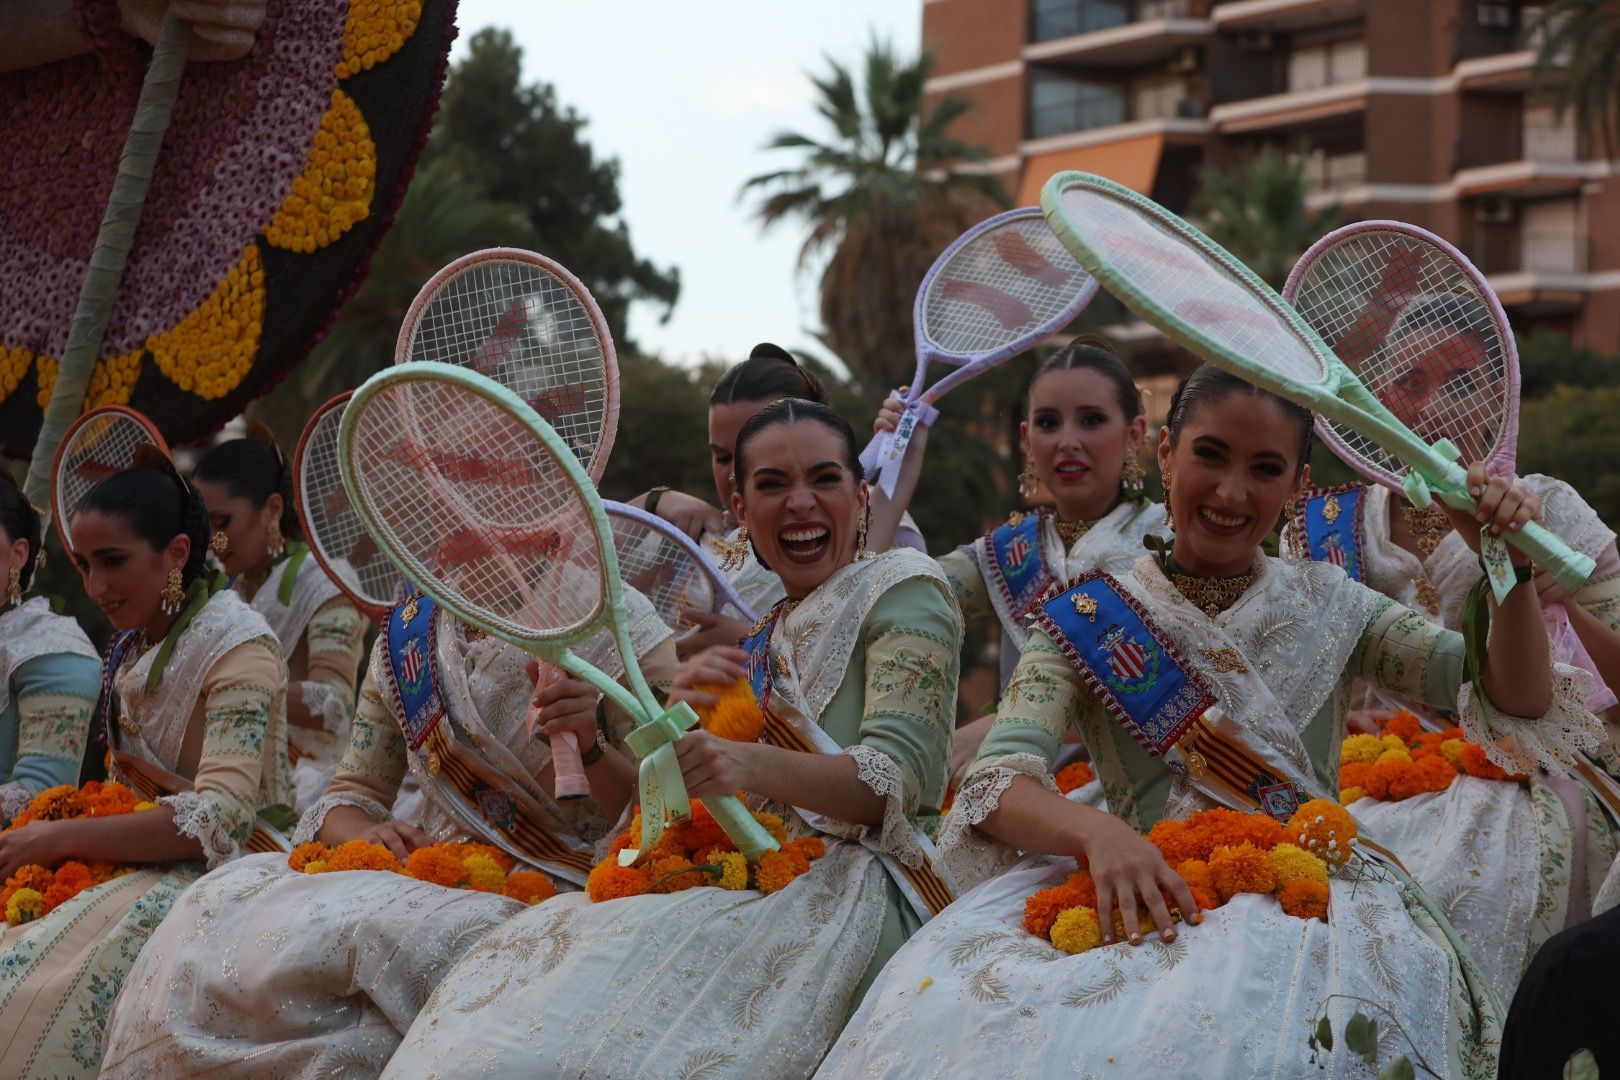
left=452, top=1, right=923, bottom=368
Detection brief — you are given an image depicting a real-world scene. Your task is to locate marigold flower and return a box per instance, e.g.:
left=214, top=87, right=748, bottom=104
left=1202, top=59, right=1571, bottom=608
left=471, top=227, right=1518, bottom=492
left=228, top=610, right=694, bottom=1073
left=303, top=860, right=329, bottom=874
left=1384, top=711, right=1422, bottom=743
left=288, top=842, right=329, bottom=872
left=1189, top=885, right=1220, bottom=912
left=133, top=801, right=158, bottom=812
left=679, top=802, right=731, bottom=855
left=25, top=785, right=86, bottom=822
left=1379, top=734, right=1407, bottom=754
left=457, top=843, right=515, bottom=874
left=1054, top=760, right=1096, bottom=794
left=5, top=887, right=45, bottom=924
left=1278, top=878, right=1331, bottom=921
left=326, top=839, right=402, bottom=873
left=752, top=811, right=789, bottom=846
left=1024, top=883, right=1096, bottom=938
left=405, top=846, right=467, bottom=887
left=698, top=680, right=766, bottom=744
left=1146, top=819, right=1200, bottom=865
left=782, top=836, right=825, bottom=863
left=6, top=865, right=53, bottom=893
left=754, top=849, right=806, bottom=895
left=703, top=850, right=749, bottom=891
left=52, top=862, right=93, bottom=892
left=1288, top=799, right=1356, bottom=867
left=463, top=853, right=509, bottom=893
left=1267, top=844, right=1329, bottom=889
left=1375, top=747, right=1413, bottom=767
left=1049, top=905, right=1104, bottom=954
left=1340, top=733, right=1385, bottom=766
left=1209, top=843, right=1277, bottom=902
left=1339, top=786, right=1368, bottom=804
left=586, top=860, right=651, bottom=902
left=502, top=871, right=557, bottom=906
left=1459, top=742, right=1517, bottom=782
left=1174, top=859, right=1214, bottom=893
left=649, top=856, right=709, bottom=893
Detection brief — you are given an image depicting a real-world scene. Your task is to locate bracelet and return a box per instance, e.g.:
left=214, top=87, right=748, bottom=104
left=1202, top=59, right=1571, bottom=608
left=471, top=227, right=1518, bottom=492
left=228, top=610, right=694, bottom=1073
left=644, top=486, right=672, bottom=517
left=579, top=736, right=605, bottom=767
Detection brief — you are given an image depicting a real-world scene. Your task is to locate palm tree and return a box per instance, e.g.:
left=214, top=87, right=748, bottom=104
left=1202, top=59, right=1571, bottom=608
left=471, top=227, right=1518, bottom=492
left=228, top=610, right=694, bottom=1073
left=1529, top=0, right=1620, bottom=159
left=248, top=158, right=537, bottom=447
left=741, top=38, right=1008, bottom=397
left=1190, top=146, right=1344, bottom=288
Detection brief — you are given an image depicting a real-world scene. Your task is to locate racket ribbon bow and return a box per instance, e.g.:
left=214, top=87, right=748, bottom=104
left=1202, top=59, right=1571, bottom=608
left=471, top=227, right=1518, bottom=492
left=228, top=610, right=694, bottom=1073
left=861, top=397, right=940, bottom=497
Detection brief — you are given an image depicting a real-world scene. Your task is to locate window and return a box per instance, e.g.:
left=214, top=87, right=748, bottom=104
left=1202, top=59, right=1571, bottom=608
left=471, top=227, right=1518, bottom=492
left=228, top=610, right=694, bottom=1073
left=1523, top=103, right=1577, bottom=162
left=1521, top=199, right=1583, bottom=273
left=1133, top=78, right=1186, bottom=121
left=1288, top=39, right=1367, bottom=92
left=1029, top=70, right=1127, bottom=137
left=1031, top=0, right=1131, bottom=42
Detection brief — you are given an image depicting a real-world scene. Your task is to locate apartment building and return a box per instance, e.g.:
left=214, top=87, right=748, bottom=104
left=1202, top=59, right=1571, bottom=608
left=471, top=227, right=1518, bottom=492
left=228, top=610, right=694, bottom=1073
left=923, top=0, right=1620, bottom=364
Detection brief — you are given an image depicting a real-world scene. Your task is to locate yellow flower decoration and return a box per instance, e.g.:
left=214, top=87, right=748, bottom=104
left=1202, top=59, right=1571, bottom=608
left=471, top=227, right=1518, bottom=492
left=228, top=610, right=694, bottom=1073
left=1375, top=747, right=1413, bottom=766
left=1439, top=738, right=1468, bottom=770
left=147, top=244, right=266, bottom=400
left=704, top=850, right=748, bottom=891
left=1049, top=905, right=1103, bottom=954
left=463, top=852, right=508, bottom=893
left=5, top=887, right=45, bottom=924
left=1339, top=786, right=1368, bottom=804
left=33, top=355, right=56, bottom=410
left=1267, top=843, right=1330, bottom=890
left=0, top=344, right=29, bottom=406
left=1339, top=733, right=1384, bottom=766
left=337, top=0, right=423, bottom=79
left=265, top=90, right=377, bottom=255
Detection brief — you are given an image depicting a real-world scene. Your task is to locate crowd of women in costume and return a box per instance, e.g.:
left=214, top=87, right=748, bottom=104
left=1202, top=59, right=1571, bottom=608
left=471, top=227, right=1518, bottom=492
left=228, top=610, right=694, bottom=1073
left=1, top=328, right=1617, bottom=1080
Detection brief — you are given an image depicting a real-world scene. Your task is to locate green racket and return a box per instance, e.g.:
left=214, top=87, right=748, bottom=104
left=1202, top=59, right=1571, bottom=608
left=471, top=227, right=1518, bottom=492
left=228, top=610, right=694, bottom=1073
left=1040, top=171, right=1594, bottom=592
left=337, top=361, right=778, bottom=861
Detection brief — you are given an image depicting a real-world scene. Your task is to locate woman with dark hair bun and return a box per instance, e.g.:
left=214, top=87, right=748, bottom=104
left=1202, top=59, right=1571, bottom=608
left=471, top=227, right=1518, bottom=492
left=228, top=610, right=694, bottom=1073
left=0, top=450, right=291, bottom=1077
left=632, top=343, right=926, bottom=656
left=820, top=363, right=1593, bottom=1079
left=0, top=472, right=98, bottom=821
left=195, top=423, right=366, bottom=809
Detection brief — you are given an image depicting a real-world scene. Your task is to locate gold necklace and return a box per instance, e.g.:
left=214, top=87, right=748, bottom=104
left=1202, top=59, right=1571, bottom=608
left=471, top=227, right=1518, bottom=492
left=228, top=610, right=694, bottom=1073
left=1167, top=566, right=1254, bottom=618
left=1053, top=517, right=1096, bottom=548
left=1401, top=505, right=1452, bottom=560
left=237, top=562, right=273, bottom=602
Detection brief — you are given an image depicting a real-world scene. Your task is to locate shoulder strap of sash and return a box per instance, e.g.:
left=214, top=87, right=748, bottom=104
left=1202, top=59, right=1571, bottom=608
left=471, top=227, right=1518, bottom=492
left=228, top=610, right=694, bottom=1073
left=98, top=629, right=145, bottom=755
left=981, top=510, right=1052, bottom=621
left=742, top=602, right=788, bottom=712
left=1289, top=484, right=1366, bottom=582
left=381, top=594, right=445, bottom=750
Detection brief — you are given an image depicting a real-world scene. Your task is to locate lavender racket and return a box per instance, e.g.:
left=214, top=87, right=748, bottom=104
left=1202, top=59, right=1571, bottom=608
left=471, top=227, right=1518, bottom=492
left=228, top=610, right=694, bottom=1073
left=860, top=207, right=1100, bottom=495
left=51, top=405, right=169, bottom=555
left=292, top=390, right=408, bottom=622
left=395, top=248, right=619, bottom=483
left=604, top=501, right=758, bottom=630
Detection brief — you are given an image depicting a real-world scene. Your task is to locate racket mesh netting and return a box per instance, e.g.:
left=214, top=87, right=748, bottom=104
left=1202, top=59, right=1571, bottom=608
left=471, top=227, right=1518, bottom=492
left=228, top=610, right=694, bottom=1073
left=1056, top=184, right=1330, bottom=386
left=298, top=402, right=406, bottom=611
left=56, top=414, right=158, bottom=540
left=1290, top=230, right=1511, bottom=479
left=346, top=379, right=605, bottom=642
left=401, top=258, right=610, bottom=475
left=922, top=216, right=1091, bottom=357
left=606, top=510, right=714, bottom=628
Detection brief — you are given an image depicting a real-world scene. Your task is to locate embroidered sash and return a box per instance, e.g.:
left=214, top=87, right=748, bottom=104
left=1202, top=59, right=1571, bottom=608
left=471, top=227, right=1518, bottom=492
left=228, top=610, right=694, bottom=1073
left=976, top=511, right=1052, bottom=629
left=379, top=598, right=595, bottom=882
left=1292, top=484, right=1365, bottom=582
left=744, top=606, right=957, bottom=919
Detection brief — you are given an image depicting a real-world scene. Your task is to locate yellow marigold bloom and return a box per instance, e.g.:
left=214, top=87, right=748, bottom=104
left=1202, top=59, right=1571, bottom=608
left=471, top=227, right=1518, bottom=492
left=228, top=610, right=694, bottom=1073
left=5, top=887, right=45, bottom=924
left=697, top=680, right=765, bottom=743
left=705, top=850, right=748, bottom=891
left=1288, top=799, right=1357, bottom=868
left=1049, top=905, right=1103, bottom=954
left=147, top=245, right=265, bottom=401
left=302, top=860, right=329, bottom=874
left=1267, top=843, right=1330, bottom=890
left=33, top=355, right=57, bottom=409
left=1379, top=734, right=1407, bottom=753
left=0, top=344, right=31, bottom=406
left=1339, top=786, right=1368, bottom=804
left=1339, top=733, right=1385, bottom=766
left=752, top=811, right=788, bottom=846
left=1439, top=738, right=1468, bottom=770
left=463, top=853, right=508, bottom=893
left=1375, top=747, right=1413, bottom=766
left=265, top=91, right=376, bottom=255
left=336, top=0, right=422, bottom=78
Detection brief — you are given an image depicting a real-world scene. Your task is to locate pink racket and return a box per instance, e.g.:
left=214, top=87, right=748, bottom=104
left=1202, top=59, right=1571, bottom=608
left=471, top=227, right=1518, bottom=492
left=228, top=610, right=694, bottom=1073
left=394, top=248, right=622, bottom=797
left=51, top=405, right=169, bottom=555
left=860, top=206, right=1100, bottom=495
left=292, top=390, right=408, bottom=623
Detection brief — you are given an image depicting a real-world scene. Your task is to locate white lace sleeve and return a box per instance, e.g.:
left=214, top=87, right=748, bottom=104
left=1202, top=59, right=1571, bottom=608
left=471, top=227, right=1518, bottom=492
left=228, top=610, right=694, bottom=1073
left=292, top=791, right=392, bottom=846
left=161, top=790, right=244, bottom=869
left=299, top=682, right=350, bottom=735
left=1458, top=659, right=1604, bottom=775
left=0, top=780, right=31, bottom=822
left=937, top=752, right=1057, bottom=891
left=818, top=744, right=927, bottom=868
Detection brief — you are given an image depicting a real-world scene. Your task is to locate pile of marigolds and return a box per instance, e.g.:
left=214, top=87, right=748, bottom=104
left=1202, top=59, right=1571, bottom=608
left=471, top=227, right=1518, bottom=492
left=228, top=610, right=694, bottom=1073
left=287, top=838, right=557, bottom=905
left=0, top=781, right=155, bottom=924
left=1339, top=710, right=1524, bottom=804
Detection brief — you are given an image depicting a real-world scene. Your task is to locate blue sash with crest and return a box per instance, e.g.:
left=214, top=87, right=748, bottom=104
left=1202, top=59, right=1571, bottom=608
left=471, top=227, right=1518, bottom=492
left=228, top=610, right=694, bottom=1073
left=97, top=629, right=146, bottom=751
left=1033, top=571, right=1216, bottom=757
left=383, top=594, right=444, bottom=750
left=984, top=511, right=1051, bottom=618
left=1292, top=484, right=1365, bottom=581
left=742, top=604, right=784, bottom=712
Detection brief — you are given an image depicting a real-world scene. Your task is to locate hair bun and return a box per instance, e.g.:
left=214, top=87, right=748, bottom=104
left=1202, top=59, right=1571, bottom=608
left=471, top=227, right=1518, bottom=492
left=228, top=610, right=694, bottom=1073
left=749, top=342, right=798, bottom=365
left=132, top=442, right=177, bottom=475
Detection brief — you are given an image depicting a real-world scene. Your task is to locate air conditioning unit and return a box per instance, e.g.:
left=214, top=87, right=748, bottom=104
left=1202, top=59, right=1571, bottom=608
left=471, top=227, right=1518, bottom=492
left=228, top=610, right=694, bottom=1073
left=1169, top=46, right=1200, bottom=74
left=1175, top=97, right=1206, bottom=118
left=1475, top=196, right=1515, bottom=224
left=1236, top=30, right=1275, bottom=51
left=1477, top=2, right=1513, bottom=28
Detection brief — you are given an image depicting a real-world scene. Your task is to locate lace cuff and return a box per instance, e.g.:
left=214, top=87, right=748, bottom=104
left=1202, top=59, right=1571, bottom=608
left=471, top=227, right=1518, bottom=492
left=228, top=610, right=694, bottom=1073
left=292, top=791, right=392, bottom=846
left=0, top=781, right=31, bottom=822
left=1458, top=659, right=1605, bottom=775
left=830, top=744, right=926, bottom=868
left=161, top=791, right=243, bottom=870
left=937, top=753, right=1056, bottom=891
left=300, top=682, right=351, bottom=734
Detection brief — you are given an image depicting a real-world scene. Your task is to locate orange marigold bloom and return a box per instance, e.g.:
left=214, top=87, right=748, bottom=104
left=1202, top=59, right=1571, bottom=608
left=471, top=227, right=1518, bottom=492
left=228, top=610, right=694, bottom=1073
left=697, top=680, right=765, bottom=744
left=1458, top=742, right=1517, bottom=782
left=1189, top=884, right=1221, bottom=912
left=680, top=802, right=731, bottom=856
left=1209, top=843, right=1277, bottom=902
left=502, top=871, right=557, bottom=906
left=754, top=849, right=806, bottom=895
left=326, top=840, right=402, bottom=873
left=1278, top=877, right=1331, bottom=921
left=586, top=860, right=652, bottom=902
left=1147, top=819, right=1201, bottom=865
left=42, top=880, right=84, bottom=910
left=83, top=861, right=120, bottom=882
left=753, top=811, right=789, bottom=846
left=405, top=846, right=467, bottom=887
left=649, top=856, right=708, bottom=893
left=1378, top=759, right=1423, bottom=801
left=288, top=842, right=329, bottom=872
left=52, top=862, right=93, bottom=892
left=1383, top=711, right=1422, bottom=743
left=24, top=784, right=86, bottom=822
left=1288, top=799, right=1357, bottom=867
left=6, top=865, right=53, bottom=893
left=1023, top=883, right=1094, bottom=938
left=1339, top=762, right=1374, bottom=792
left=782, top=836, right=825, bottom=863
left=1054, top=760, right=1096, bottom=794
left=1175, top=859, right=1214, bottom=893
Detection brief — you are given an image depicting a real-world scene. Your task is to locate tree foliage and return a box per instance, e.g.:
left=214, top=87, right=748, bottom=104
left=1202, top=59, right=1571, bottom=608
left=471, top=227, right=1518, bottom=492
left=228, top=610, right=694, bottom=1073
left=741, top=37, right=1008, bottom=397
left=1530, top=0, right=1620, bottom=159
left=1191, top=146, right=1344, bottom=287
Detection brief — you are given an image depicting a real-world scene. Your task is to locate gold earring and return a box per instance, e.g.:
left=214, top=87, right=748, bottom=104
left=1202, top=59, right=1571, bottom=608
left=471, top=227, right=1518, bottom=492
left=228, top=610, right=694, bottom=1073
left=855, top=509, right=870, bottom=561
left=160, top=567, right=185, bottom=615
left=266, top=518, right=285, bottom=559
left=210, top=530, right=229, bottom=558
left=1018, top=455, right=1041, bottom=501
left=1122, top=451, right=1146, bottom=500
left=1161, top=471, right=1175, bottom=531
left=5, top=564, right=20, bottom=605
left=719, top=525, right=750, bottom=571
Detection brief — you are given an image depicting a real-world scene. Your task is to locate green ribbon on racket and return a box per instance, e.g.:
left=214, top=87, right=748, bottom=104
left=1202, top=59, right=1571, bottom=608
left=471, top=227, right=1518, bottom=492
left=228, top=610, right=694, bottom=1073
left=1401, top=438, right=1519, bottom=605
left=619, top=702, right=702, bottom=862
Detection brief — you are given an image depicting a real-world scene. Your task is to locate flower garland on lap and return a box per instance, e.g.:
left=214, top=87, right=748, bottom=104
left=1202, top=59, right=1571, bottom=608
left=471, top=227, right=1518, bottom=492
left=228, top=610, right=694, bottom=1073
left=1026, top=801, right=1356, bottom=954
left=1339, top=710, right=1524, bottom=804
left=0, top=781, right=155, bottom=923
left=286, top=838, right=558, bottom=905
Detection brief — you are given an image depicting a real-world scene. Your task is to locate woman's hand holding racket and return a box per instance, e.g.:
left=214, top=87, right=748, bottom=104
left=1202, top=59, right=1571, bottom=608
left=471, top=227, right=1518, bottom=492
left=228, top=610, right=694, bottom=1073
left=648, top=490, right=726, bottom=542
left=524, top=659, right=596, bottom=799
left=1435, top=464, right=1542, bottom=563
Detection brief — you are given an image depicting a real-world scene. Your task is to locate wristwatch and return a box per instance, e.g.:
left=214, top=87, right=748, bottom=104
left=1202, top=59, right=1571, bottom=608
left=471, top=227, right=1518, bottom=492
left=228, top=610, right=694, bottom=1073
left=644, top=486, right=672, bottom=517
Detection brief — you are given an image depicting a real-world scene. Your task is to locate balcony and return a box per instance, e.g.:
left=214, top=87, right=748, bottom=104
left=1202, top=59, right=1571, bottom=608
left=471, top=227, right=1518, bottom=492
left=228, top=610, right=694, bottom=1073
left=1454, top=108, right=1599, bottom=197
left=1300, top=148, right=1368, bottom=208
left=1209, top=38, right=1368, bottom=132
left=1473, top=223, right=1591, bottom=312
left=1026, top=0, right=1213, bottom=68
left=1211, top=0, right=1364, bottom=33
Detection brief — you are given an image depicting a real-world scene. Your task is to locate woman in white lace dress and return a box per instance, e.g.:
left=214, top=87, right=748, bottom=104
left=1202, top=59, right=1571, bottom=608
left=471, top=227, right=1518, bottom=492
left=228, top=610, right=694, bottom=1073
left=0, top=456, right=291, bottom=1078
left=98, top=584, right=677, bottom=1077
left=818, top=366, right=1601, bottom=1080
left=382, top=398, right=962, bottom=1080
left=194, top=425, right=366, bottom=809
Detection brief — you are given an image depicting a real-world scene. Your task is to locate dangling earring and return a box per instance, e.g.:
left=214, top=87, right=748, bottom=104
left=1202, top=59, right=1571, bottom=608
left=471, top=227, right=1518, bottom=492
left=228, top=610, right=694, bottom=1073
left=5, top=564, right=20, bottom=605
left=160, top=567, right=185, bottom=615
left=1121, top=450, right=1146, bottom=501
left=719, top=525, right=750, bottom=571
left=265, top=519, right=285, bottom=560
left=855, top=508, right=870, bottom=561
left=1018, top=454, right=1041, bottom=501
left=1161, top=470, right=1175, bottom=531
left=210, top=530, right=229, bottom=559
